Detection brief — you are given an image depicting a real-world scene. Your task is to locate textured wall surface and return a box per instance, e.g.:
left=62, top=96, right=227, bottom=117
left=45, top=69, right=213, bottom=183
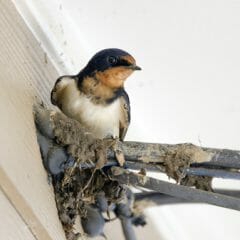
left=0, top=1, right=65, bottom=239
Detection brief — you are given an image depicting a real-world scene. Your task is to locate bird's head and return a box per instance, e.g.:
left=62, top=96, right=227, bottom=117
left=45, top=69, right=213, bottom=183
left=78, top=48, right=141, bottom=90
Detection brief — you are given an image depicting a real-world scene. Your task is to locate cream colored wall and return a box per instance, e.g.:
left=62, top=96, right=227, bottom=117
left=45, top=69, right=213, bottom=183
left=0, top=190, right=36, bottom=240
left=0, top=1, right=65, bottom=239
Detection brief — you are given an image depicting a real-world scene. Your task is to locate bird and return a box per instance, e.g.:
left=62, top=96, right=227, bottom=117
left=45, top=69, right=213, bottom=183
left=51, top=48, right=141, bottom=141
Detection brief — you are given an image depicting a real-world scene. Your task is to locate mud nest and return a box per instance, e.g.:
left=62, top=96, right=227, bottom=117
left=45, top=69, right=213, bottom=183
left=34, top=105, right=144, bottom=239
left=34, top=104, right=213, bottom=239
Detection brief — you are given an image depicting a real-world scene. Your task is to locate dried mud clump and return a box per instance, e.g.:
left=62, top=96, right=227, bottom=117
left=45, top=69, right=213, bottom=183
left=53, top=168, right=126, bottom=239
left=164, top=143, right=212, bottom=182
left=51, top=111, right=115, bottom=167
left=180, top=175, right=213, bottom=191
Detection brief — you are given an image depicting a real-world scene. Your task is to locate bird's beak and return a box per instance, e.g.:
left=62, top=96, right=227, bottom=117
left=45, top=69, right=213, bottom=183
left=129, top=64, right=142, bottom=71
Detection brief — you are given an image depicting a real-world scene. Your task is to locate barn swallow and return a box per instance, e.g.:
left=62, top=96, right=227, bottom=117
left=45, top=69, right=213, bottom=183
left=51, top=48, right=141, bottom=140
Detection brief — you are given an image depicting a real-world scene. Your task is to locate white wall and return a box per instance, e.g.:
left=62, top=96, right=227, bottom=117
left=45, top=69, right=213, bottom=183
left=13, top=1, right=240, bottom=239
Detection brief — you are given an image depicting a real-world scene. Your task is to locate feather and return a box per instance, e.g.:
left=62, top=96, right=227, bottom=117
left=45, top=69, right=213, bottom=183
left=119, top=90, right=131, bottom=141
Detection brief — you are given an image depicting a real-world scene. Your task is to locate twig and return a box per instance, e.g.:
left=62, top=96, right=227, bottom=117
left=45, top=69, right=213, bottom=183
left=109, top=167, right=240, bottom=211
left=134, top=190, right=240, bottom=206
left=184, top=167, right=240, bottom=180
left=108, top=141, right=240, bottom=169
left=123, top=160, right=240, bottom=180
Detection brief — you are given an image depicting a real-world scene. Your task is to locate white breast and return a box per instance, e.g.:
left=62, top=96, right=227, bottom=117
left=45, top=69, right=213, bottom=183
left=58, top=77, right=121, bottom=139
left=74, top=95, right=121, bottom=139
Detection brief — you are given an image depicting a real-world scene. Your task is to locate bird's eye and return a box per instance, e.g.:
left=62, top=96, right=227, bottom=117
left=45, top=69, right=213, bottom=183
left=108, top=56, right=117, bottom=65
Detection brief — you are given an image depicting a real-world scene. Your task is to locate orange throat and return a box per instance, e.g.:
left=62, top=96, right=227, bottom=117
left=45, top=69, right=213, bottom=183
left=80, top=67, right=133, bottom=103
left=95, top=67, right=133, bottom=89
